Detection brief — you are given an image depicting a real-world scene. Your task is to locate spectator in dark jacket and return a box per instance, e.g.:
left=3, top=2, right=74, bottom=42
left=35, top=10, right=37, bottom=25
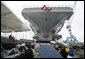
left=25, top=44, right=33, bottom=58
left=59, top=46, right=67, bottom=58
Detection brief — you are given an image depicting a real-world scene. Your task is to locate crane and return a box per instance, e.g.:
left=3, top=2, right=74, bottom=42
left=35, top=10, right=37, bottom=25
left=66, top=1, right=83, bottom=48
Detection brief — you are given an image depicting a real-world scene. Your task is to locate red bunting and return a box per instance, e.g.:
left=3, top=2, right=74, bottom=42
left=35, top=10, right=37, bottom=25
left=41, top=5, right=52, bottom=11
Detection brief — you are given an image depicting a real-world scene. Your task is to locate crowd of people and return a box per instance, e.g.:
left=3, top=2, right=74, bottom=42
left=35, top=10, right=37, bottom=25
left=15, top=42, right=34, bottom=58
left=53, top=44, right=67, bottom=58
left=1, top=34, right=76, bottom=58
left=1, top=34, right=35, bottom=58
left=53, top=43, right=75, bottom=58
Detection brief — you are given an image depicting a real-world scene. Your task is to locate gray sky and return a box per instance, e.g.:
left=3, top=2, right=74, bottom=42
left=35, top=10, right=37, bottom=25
left=1, top=1, right=84, bottom=42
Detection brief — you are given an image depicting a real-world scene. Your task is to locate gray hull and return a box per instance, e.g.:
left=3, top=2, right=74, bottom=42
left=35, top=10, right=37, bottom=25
left=22, top=7, right=73, bottom=41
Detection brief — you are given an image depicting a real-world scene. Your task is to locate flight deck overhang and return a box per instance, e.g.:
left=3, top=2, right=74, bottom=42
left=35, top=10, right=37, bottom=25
left=22, top=7, right=73, bottom=41
left=22, top=7, right=73, bottom=34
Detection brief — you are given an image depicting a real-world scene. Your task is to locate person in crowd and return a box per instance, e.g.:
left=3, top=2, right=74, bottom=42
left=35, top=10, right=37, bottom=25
left=54, top=44, right=59, bottom=51
left=25, top=41, right=28, bottom=45
left=9, top=34, right=15, bottom=42
left=25, top=44, right=34, bottom=58
left=59, top=46, right=68, bottom=58
left=1, top=42, right=20, bottom=58
left=18, top=46, right=25, bottom=52
left=9, top=34, right=13, bottom=39
left=68, top=46, right=74, bottom=57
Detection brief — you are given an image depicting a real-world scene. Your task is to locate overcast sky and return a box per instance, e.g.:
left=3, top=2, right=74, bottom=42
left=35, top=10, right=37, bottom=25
left=1, top=1, right=84, bottom=42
